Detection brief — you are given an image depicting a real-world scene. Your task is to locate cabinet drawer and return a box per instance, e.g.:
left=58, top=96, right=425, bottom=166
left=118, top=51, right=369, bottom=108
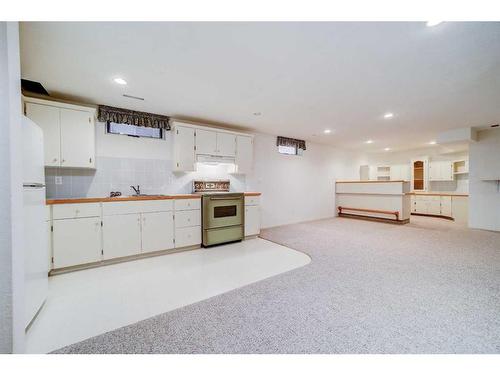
left=175, top=226, right=201, bottom=248
left=174, top=198, right=201, bottom=211
left=52, top=203, right=100, bottom=219
left=175, top=210, right=201, bottom=228
left=244, top=196, right=260, bottom=206
left=103, top=200, right=173, bottom=215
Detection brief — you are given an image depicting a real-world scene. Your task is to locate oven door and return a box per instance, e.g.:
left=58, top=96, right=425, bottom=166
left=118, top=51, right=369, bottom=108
left=203, top=194, right=243, bottom=229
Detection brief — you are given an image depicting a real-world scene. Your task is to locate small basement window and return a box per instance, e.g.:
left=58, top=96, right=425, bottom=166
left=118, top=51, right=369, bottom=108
left=278, top=145, right=304, bottom=156
left=106, top=121, right=164, bottom=139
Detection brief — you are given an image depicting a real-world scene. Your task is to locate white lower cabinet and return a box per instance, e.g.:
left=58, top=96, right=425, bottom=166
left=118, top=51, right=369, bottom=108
left=141, top=211, right=174, bottom=253
left=174, top=199, right=202, bottom=248
left=440, top=196, right=452, bottom=217
left=102, top=214, right=142, bottom=260
left=175, top=226, right=201, bottom=248
left=412, top=195, right=466, bottom=219
left=52, top=217, right=102, bottom=268
left=244, top=204, right=260, bottom=237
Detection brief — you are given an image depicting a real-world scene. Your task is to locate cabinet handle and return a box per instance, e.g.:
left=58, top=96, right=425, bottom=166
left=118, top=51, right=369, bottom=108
left=62, top=159, right=65, bottom=163
left=53, top=158, right=58, bottom=162
left=89, top=157, right=92, bottom=164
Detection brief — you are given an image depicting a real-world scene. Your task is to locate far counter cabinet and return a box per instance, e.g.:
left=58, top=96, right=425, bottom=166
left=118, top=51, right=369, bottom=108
left=336, top=180, right=411, bottom=223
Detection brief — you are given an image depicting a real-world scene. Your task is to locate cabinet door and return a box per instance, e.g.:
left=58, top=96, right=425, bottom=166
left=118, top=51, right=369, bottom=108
left=235, top=136, right=253, bottom=174
left=25, top=102, right=61, bottom=167
left=217, top=132, right=236, bottom=157
left=173, top=126, right=195, bottom=171
left=53, top=217, right=101, bottom=268
left=429, top=162, right=441, bottom=181
left=427, top=199, right=441, bottom=215
left=244, top=205, right=260, bottom=236
left=141, top=212, right=174, bottom=253
left=414, top=197, right=427, bottom=214
left=195, top=129, right=217, bottom=155
left=440, top=196, right=452, bottom=216
left=440, top=162, right=454, bottom=181
left=60, top=108, right=95, bottom=168
left=369, top=166, right=378, bottom=180
left=175, top=226, right=201, bottom=248
left=102, top=214, right=142, bottom=260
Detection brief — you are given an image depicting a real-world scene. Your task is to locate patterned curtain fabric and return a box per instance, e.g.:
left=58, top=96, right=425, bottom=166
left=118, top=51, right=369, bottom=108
left=276, top=136, right=307, bottom=150
left=97, top=105, right=170, bottom=130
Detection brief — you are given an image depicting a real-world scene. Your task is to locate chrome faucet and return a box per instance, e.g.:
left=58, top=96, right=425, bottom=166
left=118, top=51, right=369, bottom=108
left=130, top=185, right=141, bottom=195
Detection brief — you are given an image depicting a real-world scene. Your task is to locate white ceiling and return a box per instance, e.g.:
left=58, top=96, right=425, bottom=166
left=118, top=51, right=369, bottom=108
left=19, top=22, right=500, bottom=152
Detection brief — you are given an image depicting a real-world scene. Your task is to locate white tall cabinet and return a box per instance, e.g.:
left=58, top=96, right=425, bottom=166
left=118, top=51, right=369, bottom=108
left=24, top=97, right=96, bottom=169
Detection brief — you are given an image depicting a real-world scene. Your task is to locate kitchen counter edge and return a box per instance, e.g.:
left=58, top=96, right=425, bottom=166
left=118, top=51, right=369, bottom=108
left=46, top=192, right=261, bottom=205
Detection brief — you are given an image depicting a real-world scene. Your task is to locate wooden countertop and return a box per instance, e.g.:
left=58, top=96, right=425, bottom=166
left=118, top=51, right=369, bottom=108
left=407, top=192, right=469, bottom=197
left=46, top=192, right=261, bottom=205
left=336, top=180, right=408, bottom=184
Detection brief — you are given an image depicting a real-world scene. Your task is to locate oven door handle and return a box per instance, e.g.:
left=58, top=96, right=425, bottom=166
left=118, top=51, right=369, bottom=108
left=209, top=197, right=242, bottom=201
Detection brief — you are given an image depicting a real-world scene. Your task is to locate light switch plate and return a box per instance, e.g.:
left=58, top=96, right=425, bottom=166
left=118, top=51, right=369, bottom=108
left=55, top=176, right=62, bottom=185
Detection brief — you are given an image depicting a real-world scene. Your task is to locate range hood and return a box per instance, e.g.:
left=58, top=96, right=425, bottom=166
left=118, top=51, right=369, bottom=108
left=196, top=154, right=235, bottom=164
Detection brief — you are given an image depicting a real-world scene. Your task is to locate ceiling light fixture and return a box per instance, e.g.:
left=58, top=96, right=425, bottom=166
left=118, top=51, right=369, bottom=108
left=384, top=147, right=391, bottom=151
left=383, top=112, right=394, bottom=119
left=113, top=77, right=127, bottom=85
left=323, top=129, right=332, bottom=134
left=365, top=140, right=373, bottom=144
left=429, top=141, right=437, bottom=145
left=426, top=21, right=444, bottom=27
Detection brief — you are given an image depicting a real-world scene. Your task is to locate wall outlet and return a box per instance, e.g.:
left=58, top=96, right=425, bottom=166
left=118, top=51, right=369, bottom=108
left=55, top=176, right=63, bottom=185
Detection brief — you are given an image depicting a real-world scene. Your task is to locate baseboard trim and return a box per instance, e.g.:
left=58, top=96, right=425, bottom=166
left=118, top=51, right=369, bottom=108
left=50, top=244, right=201, bottom=276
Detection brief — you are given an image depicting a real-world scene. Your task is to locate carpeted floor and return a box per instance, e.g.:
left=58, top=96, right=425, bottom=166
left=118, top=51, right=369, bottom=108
left=54, top=216, right=500, bottom=353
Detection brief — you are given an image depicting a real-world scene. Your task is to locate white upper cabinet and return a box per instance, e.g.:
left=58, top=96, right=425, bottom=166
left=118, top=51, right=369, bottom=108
left=429, top=161, right=454, bottom=181
left=172, top=121, right=253, bottom=174
left=216, top=132, right=236, bottom=157
left=195, top=129, right=236, bottom=157
left=60, top=108, right=95, bottom=168
left=24, top=98, right=96, bottom=169
left=173, top=125, right=195, bottom=172
left=235, top=135, right=253, bottom=174
left=25, top=103, right=61, bottom=167
left=195, top=128, right=217, bottom=155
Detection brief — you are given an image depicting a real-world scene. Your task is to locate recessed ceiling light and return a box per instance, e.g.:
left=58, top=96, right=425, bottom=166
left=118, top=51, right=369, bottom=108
left=383, top=112, right=394, bottom=119
left=323, top=129, right=332, bottom=134
left=253, top=112, right=261, bottom=116
left=426, top=21, right=443, bottom=27
left=113, top=77, right=127, bottom=85
left=429, top=141, right=437, bottom=145
left=384, top=147, right=391, bottom=151
left=365, top=139, right=373, bottom=144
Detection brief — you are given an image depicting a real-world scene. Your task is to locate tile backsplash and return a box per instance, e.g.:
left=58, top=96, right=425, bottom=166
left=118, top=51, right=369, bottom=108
left=45, top=157, right=246, bottom=199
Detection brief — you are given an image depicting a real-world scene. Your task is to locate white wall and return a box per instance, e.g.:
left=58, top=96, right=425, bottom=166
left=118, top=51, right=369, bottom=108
left=469, top=128, right=500, bottom=232
left=0, top=22, right=24, bottom=354
left=247, top=133, right=366, bottom=229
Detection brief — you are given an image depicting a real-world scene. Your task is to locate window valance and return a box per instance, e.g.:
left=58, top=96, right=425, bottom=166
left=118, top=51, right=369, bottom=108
left=97, top=105, right=170, bottom=130
left=276, top=136, right=307, bottom=150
